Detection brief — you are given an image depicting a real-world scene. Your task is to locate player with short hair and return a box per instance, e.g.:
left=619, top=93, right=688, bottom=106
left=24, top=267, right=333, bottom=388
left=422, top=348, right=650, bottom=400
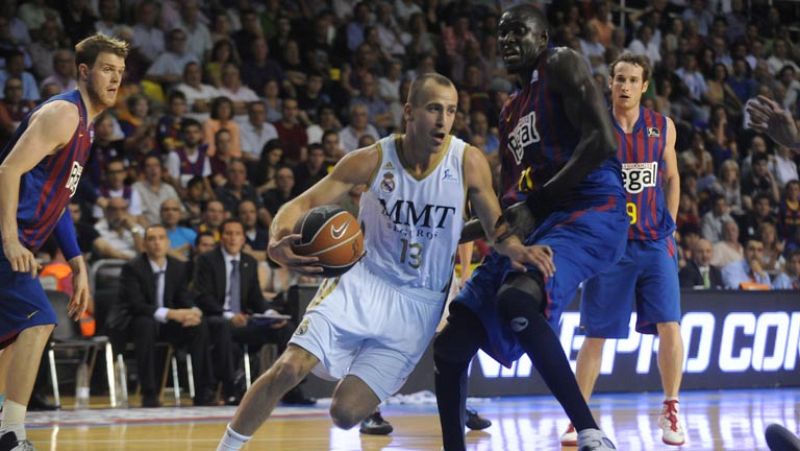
left=560, top=53, right=684, bottom=447
left=216, top=73, right=553, bottom=451
left=0, top=34, right=127, bottom=450
left=434, top=5, right=628, bottom=450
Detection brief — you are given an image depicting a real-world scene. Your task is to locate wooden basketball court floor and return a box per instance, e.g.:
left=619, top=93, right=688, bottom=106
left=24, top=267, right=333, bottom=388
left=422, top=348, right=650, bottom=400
left=24, top=388, right=800, bottom=450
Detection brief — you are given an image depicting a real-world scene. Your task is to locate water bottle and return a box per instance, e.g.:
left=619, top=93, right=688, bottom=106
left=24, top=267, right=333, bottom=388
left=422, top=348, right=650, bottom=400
left=115, top=354, right=129, bottom=408
left=74, top=362, right=90, bottom=409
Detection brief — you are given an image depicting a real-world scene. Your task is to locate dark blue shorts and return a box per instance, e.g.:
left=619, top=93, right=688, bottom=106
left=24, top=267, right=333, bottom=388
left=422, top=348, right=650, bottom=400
left=454, top=196, right=628, bottom=367
left=580, top=236, right=681, bottom=338
left=0, top=245, right=57, bottom=348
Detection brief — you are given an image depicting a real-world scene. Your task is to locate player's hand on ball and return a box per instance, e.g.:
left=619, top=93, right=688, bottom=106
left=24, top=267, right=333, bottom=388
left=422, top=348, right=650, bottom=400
left=268, top=233, right=322, bottom=275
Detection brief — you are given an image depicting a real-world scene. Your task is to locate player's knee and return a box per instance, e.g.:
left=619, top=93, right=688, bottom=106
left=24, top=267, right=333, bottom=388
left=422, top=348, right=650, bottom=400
left=434, top=328, right=476, bottom=365
left=582, top=337, right=606, bottom=353
left=329, top=402, right=361, bottom=430
left=656, top=322, right=682, bottom=340
left=496, top=273, right=544, bottom=328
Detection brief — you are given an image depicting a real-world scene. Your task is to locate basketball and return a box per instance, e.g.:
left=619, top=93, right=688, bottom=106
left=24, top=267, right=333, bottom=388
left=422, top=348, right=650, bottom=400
left=291, top=205, right=365, bottom=277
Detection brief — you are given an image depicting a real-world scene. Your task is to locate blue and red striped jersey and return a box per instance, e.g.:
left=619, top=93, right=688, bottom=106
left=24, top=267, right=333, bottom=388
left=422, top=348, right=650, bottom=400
left=499, top=50, right=623, bottom=211
left=614, top=106, right=675, bottom=240
left=0, top=90, right=93, bottom=250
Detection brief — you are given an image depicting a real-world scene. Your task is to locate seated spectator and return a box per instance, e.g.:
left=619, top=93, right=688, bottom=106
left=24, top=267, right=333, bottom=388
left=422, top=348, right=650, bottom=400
left=676, top=193, right=701, bottom=230
left=722, top=239, right=771, bottom=289
left=241, top=37, right=284, bottom=94
left=701, top=195, right=733, bottom=242
left=182, top=176, right=212, bottom=229
left=209, top=129, right=235, bottom=187
left=145, top=28, right=199, bottom=87
left=297, top=72, right=329, bottom=125
left=239, top=200, right=268, bottom=262
left=40, top=49, right=76, bottom=94
left=758, top=222, right=785, bottom=276
left=204, top=39, right=240, bottom=89
left=350, top=72, right=392, bottom=134
left=85, top=113, right=129, bottom=187
left=292, top=144, right=327, bottom=195
left=197, top=200, right=226, bottom=242
left=131, top=0, right=164, bottom=65
left=470, top=111, right=499, bottom=155
left=779, top=180, right=800, bottom=249
left=166, top=119, right=211, bottom=189
left=680, top=239, right=723, bottom=289
left=679, top=130, right=714, bottom=184
left=133, top=155, right=181, bottom=226
left=94, top=197, right=145, bottom=261
left=742, top=153, right=781, bottom=204
left=772, top=250, right=800, bottom=289
left=712, top=220, right=744, bottom=267
left=111, top=224, right=215, bottom=407
left=215, top=159, right=270, bottom=225
left=204, top=96, right=242, bottom=158
left=240, top=101, right=278, bottom=163
left=193, top=219, right=307, bottom=405
left=766, top=38, right=799, bottom=75
left=0, top=77, right=34, bottom=149
left=710, top=159, right=743, bottom=215
left=306, top=106, right=342, bottom=146
left=217, top=63, right=259, bottom=116
left=772, top=144, right=798, bottom=187
left=273, top=98, right=308, bottom=165
left=0, top=51, right=38, bottom=101
left=176, top=61, right=219, bottom=121
left=339, top=103, right=378, bottom=153
left=738, top=194, right=778, bottom=244
left=156, top=90, right=188, bottom=153
left=254, top=140, right=284, bottom=195
left=320, top=129, right=345, bottom=163
left=261, top=79, right=283, bottom=123
left=262, top=166, right=295, bottom=217
left=160, top=198, right=196, bottom=262
left=93, top=158, right=144, bottom=221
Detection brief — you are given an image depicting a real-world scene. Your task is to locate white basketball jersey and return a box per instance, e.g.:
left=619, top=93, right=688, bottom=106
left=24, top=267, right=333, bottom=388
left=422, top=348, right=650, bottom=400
left=359, top=134, right=467, bottom=293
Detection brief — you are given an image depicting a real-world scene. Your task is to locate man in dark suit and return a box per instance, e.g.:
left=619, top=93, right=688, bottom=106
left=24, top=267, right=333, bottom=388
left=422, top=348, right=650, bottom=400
left=679, top=239, right=723, bottom=289
left=193, top=219, right=311, bottom=405
left=112, top=225, right=214, bottom=407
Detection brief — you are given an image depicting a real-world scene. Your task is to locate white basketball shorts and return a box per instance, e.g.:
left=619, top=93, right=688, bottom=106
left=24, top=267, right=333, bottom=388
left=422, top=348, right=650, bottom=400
left=289, top=261, right=445, bottom=401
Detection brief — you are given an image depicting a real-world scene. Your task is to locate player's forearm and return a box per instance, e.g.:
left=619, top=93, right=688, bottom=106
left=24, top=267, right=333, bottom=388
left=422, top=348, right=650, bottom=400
left=0, top=167, right=22, bottom=243
left=67, top=254, right=87, bottom=277
left=269, top=201, right=306, bottom=243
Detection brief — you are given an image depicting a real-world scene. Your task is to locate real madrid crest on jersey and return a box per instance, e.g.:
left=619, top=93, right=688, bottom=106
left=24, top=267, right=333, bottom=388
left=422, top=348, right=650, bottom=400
left=380, top=172, right=395, bottom=193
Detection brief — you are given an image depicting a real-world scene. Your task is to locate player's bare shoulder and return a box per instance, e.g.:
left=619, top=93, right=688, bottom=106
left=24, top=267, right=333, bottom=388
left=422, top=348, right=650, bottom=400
left=331, top=142, right=382, bottom=185
left=546, top=47, right=589, bottom=90
left=27, top=100, right=81, bottom=151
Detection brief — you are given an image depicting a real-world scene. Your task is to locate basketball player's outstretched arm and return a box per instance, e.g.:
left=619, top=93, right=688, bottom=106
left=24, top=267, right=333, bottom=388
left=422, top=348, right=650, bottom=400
left=0, top=101, right=90, bottom=318
left=464, top=146, right=554, bottom=276
left=529, top=48, right=617, bottom=210
left=268, top=146, right=380, bottom=274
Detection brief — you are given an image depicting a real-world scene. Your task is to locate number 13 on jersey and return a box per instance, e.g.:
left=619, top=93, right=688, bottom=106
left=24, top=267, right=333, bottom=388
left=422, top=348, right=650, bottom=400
left=626, top=202, right=637, bottom=225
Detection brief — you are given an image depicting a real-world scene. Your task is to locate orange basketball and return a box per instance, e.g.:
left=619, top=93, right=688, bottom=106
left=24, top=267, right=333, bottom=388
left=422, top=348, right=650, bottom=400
left=291, top=205, right=365, bottom=277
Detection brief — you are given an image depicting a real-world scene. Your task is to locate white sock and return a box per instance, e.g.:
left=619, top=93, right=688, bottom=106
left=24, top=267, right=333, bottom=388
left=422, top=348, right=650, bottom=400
left=217, top=424, right=251, bottom=451
left=0, top=400, right=27, bottom=440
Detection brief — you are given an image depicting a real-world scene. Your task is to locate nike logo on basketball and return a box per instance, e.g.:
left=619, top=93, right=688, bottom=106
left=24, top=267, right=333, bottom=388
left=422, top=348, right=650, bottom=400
left=510, top=317, right=528, bottom=332
left=331, top=221, right=350, bottom=240
left=27, top=310, right=39, bottom=320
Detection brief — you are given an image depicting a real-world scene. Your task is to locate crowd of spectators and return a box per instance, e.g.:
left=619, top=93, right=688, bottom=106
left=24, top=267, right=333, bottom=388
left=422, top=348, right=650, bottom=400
left=9, top=1, right=799, bottom=313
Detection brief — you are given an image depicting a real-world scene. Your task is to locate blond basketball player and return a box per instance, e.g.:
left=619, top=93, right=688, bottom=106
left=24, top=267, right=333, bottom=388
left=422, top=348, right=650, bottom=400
left=216, top=73, right=555, bottom=450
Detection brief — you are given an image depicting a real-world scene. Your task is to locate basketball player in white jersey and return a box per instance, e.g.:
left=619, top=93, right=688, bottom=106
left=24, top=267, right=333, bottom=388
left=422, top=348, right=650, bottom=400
left=216, top=73, right=554, bottom=450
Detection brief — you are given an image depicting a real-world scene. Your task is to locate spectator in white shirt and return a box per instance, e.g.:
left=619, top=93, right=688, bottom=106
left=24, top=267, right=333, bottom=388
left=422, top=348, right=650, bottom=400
left=146, top=28, right=199, bottom=87
left=240, top=101, right=278, bottom=163
left=767, top=39, right=800, bottom=76
left=94, top=197, right=145, bottom=261
left=132, top=0, right=165, bottom=65
left=177, top=0, right=212, bottom=62
left=40, top=50, right=77, bottom=93
left=133, top=155, right=182, bottom=226
left=702, top=196, right=734, bottom=243
left=627, top=24, right=661, bottom=67
left=176, top=61, right=219, bottom=121
left=339, top=103, right=379, bottom=153
left=217, top=63, right=259, bottom=117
